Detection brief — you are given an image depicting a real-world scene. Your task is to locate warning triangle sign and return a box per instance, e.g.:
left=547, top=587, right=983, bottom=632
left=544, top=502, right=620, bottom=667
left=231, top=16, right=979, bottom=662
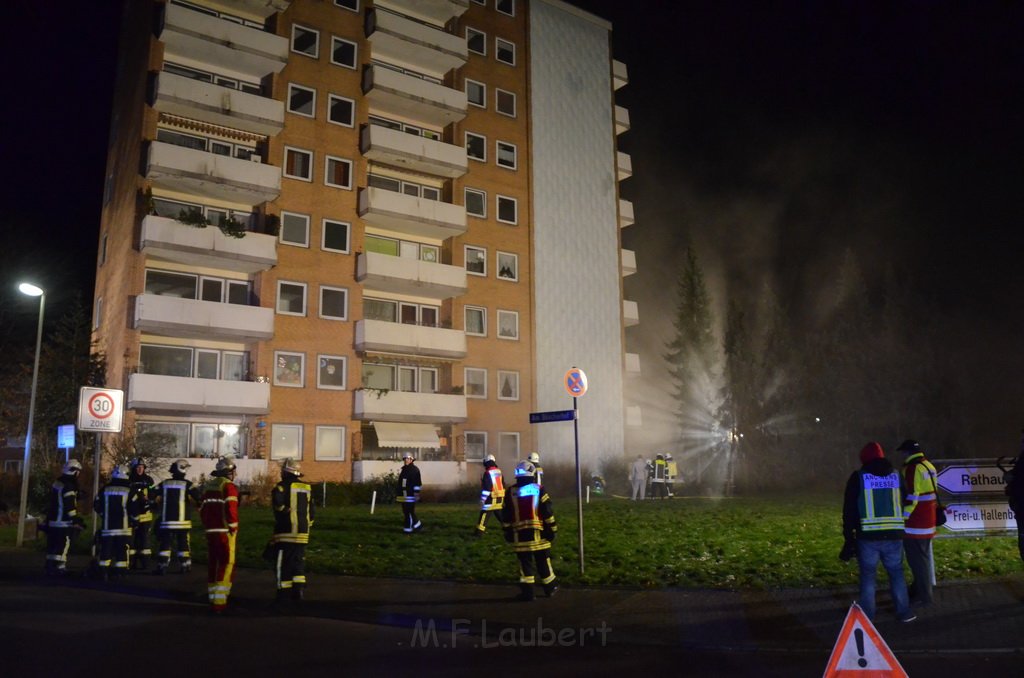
left=822, top=603, right=908, bottom=677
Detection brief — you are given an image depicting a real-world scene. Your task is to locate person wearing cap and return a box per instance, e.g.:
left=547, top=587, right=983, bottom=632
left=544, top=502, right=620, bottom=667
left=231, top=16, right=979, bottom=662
left=199, top=456, right=240, bottom=613
left=841, top=442, right=915, bottom=623
left=500, top=461, right=558, bottom=601
left=897, top=439, right=939, bottom=607
left=474, top=454, right=505, bottom=536
left=94, top=466, right=132, bottom=580
left=270, top=458, right=314, bottom=602
left=528, top=452, right=544, bottom=487
left=398, top=452, right=422, bottom=533
left=43, top=459, right=86, bottom=575
left=127, top=457, right=156, bottom=570
left=152, top=459, right=199, bottom=575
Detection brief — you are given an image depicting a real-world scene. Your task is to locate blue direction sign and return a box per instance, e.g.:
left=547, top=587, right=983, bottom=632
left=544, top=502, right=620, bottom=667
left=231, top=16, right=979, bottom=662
left=529, top=409, right=577, bottom=424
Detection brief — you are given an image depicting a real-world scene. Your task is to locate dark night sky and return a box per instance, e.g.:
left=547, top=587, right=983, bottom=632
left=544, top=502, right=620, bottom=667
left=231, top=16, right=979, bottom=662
left=3, top=1, right=1023, bottom=450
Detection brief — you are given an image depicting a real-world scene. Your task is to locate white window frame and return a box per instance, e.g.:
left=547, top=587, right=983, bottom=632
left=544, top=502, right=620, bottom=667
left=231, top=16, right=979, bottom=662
left=287, top=83, right=316, bottom=117
left=496, top=140, right=517, bottom=170
left=327, top=93, right=355, bottom=127
left=291, top=24, right=320, bottom=59
left=465, top=305, right=487, bottom=337
left=499, top=431, right=520, bottom=458
left=276, top=280, right=308, bottom=316
left=497, top=371, right=519, bottom=401
left=271, top=424, right=303, bottom=460
left=465, top=245, right=487, bottom=276
left=322, top=219, right=351, bottom=253
left=331, top=36, right=358, bottom=69
left=315, top=425, right=347, bottom=461
left=464, top=431, right=487, bottom=462
left=495, top=88, right=516, bottom=117
left=325, top=155, right=353, bottom=189
left=466, top=132, right=486, bottom=162
left=280, top=211, right=311, bottom=247
left=319, top=285, right=349, bottom=321
left=496, top=195, right=517, bottom=225
left=496, top=251, right=518, bottom=282
left=465, top=367, right=488, bottom=399
left=283, top=146, right=313, bottom=182
left=497, top=309, right=519, bottom=340
left=465, top=78, right=486, bottom=108
left=317, top=354, right=348, bottom=390
left=274, top=352, right=306, bottom=388
left=496, top=0, right=515, bottom=17
left=466, top=27, right=486, bottom=56
left=465, top=187, right=486, bottom=218
left=496, top=37, right=516, bottom=66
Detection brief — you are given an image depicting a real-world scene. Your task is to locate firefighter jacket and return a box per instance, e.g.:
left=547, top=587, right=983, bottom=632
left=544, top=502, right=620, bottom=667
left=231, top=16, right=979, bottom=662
left=199, top=476, right=239, bottom=534
left=902, top=452, right=938, bottom=539
left=534, top=464, right=544, bottom=488
left=46, top=474, right=84, bottom=529
left=843, top=457, right=905, bottom=541
left=94, top=478, right=132, bottom=537
left=155, top=477, right=196, bottom=530
left=666, top=460, right=678, bottom=482
left=272, top=477, right=314, bottom=544
left=500, top=479, right=557, bottom=552
left=480, top=462, right=505, bottom=510
left=652, top=457, right=667, bottom=482
left=398, top=463, right=422, bottom=503
left=128, top=472, right=156, bottom=524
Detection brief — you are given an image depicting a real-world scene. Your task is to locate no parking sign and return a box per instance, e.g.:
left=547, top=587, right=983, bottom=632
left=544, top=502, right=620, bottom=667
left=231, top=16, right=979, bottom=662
left=564, top=367, right=588, bottom=398
left=77, top=387, right=125, bottom=433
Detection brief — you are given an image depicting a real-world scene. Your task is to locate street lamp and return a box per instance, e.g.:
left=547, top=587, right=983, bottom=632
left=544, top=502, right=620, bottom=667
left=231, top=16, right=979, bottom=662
left=15, top=282, right=45, bottom=548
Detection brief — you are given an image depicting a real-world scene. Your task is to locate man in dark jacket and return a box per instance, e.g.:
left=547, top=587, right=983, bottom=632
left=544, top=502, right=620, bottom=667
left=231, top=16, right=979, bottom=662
left=270, top=458, right=314, bottom=601
left=500, top=461, right=558, bottom=601
left=153, top=459, right=198, bottom=574
left=127, top=457, right=156, bottom=570
left=94, top=466, right=132, bottom=580
left=398, top=452, right=422, bottom=533
left=842, top=442, right=915, bottom=623
left=43, top=460, right=86, bottom=575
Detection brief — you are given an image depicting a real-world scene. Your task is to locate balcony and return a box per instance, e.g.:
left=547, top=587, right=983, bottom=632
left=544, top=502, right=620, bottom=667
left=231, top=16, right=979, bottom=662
left=374, top=0, right=470, bottom=25
left=617, top=151, right=633, bottom=181
left=362, top=64, right=467, bottom=128
left=626, top=405, right=643, bottom=428
left=366, top=8, right=468, bottom=77
left=140, top=214, right=277, bottom=274
left=134, top=294, right=274, bottom=342
left=146, top=140, right=281, bottom=206
left=358, top=187, right=467, bottom=240
left=128, top=373, right=270, bottom=416
left=625, top=352, right=641, bottom=375
left=357, top=251, right=467, bottom=299
left=214, top=1, right=291, bottom=20
left=354, top=389, right=467, bottom=424
left=615, top=105, right=630, bottom=135
left=619, top=199, right=634, bottom=228
left=153, top=72, right=285, bottom=136
left=355, top=319, right=467, bottom=359
left=361, top=124, right=467, bottom=178
left=621, top=249, right=637, bottom=277
left=613, top=59, right=629, bottom=90
left=159, top=3, right=288, bottom=80
left=623, top=299, right=639, bottom=327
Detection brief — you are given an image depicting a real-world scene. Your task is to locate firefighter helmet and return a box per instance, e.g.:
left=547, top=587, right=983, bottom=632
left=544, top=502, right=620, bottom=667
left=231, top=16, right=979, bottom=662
left=215, top=455, right=237, bottom=474
left=528, top=452, right=540, bottom=464
left=515, top=461, right=536, bottom=477
left=402, top=452, right=414, bottom=460
left=62, top=459, right=83, bottom=475
left=281, top=458, right=302, bottom=477
left=484, top=454, right=496, bottom=463
left=896, top=439, right=921, bottom=454
left=111, top=465, right=128, bottom=480
left=130, top=457, right=146, bottom=471
left=170, top=459, right=190, bottom=477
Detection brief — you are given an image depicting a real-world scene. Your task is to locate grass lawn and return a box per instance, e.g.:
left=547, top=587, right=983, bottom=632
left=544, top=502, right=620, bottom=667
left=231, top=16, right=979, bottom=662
left=6, top=495, right=1020, bottom=589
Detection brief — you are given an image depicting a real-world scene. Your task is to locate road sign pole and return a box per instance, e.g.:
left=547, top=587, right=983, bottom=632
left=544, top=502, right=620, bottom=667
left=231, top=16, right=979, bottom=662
left=92, top=433, right=101, bottom=537
left=574, top=395, right=584, bottom=574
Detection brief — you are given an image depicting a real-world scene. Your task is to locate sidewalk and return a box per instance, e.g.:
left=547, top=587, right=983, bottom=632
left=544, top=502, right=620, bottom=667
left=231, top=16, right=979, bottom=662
left=2, top=546, right=1021, bottom=655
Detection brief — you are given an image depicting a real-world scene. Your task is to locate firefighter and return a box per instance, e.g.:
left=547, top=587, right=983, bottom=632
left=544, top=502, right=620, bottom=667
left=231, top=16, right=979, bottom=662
left=94, top=466, right=132, bottom=580
left=398, top=452, right=422, bottom=533
left=474, top=454, right=505, bottom=535
left=651, top=453, right=668, bottom=498
left=500, top=461, right=558, bottom=601
left=199, top=456, right=240, bottom=613
left=665, top=453, right=678, bottom=497
left=153, top=459, right=198, bottom=575
left=270, top=458, right=314, bottom=602
left=528, top=452, right=544, bottom=487
left=43, top=459, right=86, bottom=575
left=127, top=457, right=156, bottom=570
left=898, top=439, right=939, bottom=606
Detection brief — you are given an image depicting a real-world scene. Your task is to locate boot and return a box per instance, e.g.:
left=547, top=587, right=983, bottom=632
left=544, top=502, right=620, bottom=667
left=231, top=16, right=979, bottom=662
left=515, top=584, right=535, bottom=602
left=543, top=582, right=559, bottom=598
left=154, top=563, right=167, bottom=576
left=180, top=561, right=191, bottom=574
left=292, top=584, right=304, bottom=601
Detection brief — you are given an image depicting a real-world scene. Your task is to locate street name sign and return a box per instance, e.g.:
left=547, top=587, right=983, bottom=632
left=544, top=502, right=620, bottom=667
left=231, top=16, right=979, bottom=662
left=77, top=387, right=125, bottom=433
left=936, top=464, right=1006, bottom=495
left=529, top=409, right=577, bottom=424
left=942, top=502, right=1017, bottom=533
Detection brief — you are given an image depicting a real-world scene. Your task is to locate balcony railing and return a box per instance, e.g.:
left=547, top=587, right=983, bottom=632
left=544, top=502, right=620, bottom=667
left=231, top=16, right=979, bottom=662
left=358, top=186, right=467, bottom=240
left=366, top=8, right=467, bottom=77
left=625, top=352, right=641, bottom=375
left=360, top=123, right=467, bottom=179
left=623, top=299, right=640, bottom=327
left=373, top=0, right=470, bottom=25
left=357, top=251, right=467, bottom=299
left=354, top=389, right=467, bottom=423
left=140, top=214, right=277, bottom=274
left=146, top=140, right=281, bottom=206
left=617, top=151, right=633, bottom=181
left=134, top=294, right=274, bottom=342
left=615, top=105, right=630, bottom=135
left=619, top=199, right=635, bottom=228
left=213, top=0, right=291, bottom=19
left=128, top=373, right=270, bottom=415
left=613, top=59, right=629, bottom=90
left=362, top=63, right=467, bottom=128
left=355, top=319, right=467, bottom=359
left=153, top=71, right=285, bottom=136
left=621, top=248, right=637, bottom=277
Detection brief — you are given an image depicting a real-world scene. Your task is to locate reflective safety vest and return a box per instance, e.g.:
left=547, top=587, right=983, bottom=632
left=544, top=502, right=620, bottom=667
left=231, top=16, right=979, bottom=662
left=481, top=466, right=505, bottom=510
left=272, top=479, right=314, bottom=544
left=156, top=478, right=194, bottom=530
left=46, top=476, right=81, bottom=528
left=903, top=453, right=938, bottom=538
left=95, top=482, right=132, bottom=537
left=500, top=482, right=557, bottom=553
left=857, top=470, right=904, bottom=535
left=652, top=458, right=667, bottom=482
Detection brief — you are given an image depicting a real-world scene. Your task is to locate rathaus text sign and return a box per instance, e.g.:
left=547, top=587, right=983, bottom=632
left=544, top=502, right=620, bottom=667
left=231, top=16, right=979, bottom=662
left=934, top=458, right=1015, bottom=537
left=936, top=464, right=1006, bottom=495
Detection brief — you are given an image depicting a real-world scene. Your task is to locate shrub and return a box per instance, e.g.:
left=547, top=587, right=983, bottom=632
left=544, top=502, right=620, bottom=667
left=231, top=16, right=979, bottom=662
left=239, top=471, right=275, bottom=508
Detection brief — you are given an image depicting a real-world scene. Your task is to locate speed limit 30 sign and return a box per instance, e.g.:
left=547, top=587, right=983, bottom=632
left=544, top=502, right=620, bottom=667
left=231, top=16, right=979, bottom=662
left=77, top=387, right=125, bottom=433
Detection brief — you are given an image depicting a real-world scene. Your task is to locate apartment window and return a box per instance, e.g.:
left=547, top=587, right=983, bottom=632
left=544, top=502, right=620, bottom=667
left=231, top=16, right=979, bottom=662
left=277, top=281, right=307, bottom=315
left=274, top=352, right=305, bottom=388
left=496, top=141, right=517, bottom=169
left=287, top=83, right=316, bottom=117
left=320, top=286, right=348, bottom=320
left=280, top=212, right=310, bottom=247
left=334, top=0, right=358, bottom=11
left=466, top=79, right=485, bottom=108
left=328, top=94, right=355, bottom=127
left=465, top=188, right=486, bottom=218
left=400, top=303, right=439, bottom=327
left=496, top=0, right=515, bottom=16
left=464, top=432, right=487, bottom=462
left=322, top=219, right=350, bottom=253
left=291, top=25, right=319, bottom=58
left=496, top=38, right=515, bottom=65
left=145, top=270, right=198, bottom=298
left=364, top=298, right=398, bottom=322
left=465, top=246, right=486, bottom=276
left=271, top=424, right=303, bottom=460
left=465, top=368, right=487, bottom=398
left=331, top=36, right=357, bottom=69
left=497, top=371, right=520, bottom=400
left=136, top=422, right=190, bottom=459
left=496, top=195, right=517, bottom=224
left=193, top=424, right=243, bottom=458
left=284, top=147, right=313, bottom=181
left=466, top=28, right=486, bottom=55
left=140, top=345, right=192, bottom=378
left=93, top=297, right=103, bottom=331
left=317, top=355, right=347, bottom=390
left=466, top=132, right=486, bottom=162
left=499, top=432, right=520, bottom=458
left=496, top=88, right=516, bottom=117
left=497, top=252, right=518, bottom=281
left=497, top=310, right=519, bottom=340
left=315, top=426, right=346, bottom=461
left=325, top=156, right=353, bottom=189
left=465, top=306, right=486, bottom=336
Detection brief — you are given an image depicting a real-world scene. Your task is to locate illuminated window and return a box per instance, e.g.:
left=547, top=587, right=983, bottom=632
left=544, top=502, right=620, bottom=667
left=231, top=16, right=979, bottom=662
left=271, top=424, right=303, bottom=459
left=274, top=352, right=305, bottom=388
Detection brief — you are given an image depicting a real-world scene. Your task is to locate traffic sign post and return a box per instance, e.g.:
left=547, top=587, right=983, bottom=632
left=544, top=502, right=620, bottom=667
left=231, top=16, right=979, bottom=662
left=564, top=367, right=587, bottom=574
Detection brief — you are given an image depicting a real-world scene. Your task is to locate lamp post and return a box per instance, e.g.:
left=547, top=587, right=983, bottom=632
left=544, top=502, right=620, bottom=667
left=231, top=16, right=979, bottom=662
left=15, top=282, right=45, bottom=548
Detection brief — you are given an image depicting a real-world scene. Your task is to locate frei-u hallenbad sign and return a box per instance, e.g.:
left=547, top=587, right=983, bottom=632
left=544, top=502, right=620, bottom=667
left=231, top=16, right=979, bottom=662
left=934, top=459, right=1016, bottom=536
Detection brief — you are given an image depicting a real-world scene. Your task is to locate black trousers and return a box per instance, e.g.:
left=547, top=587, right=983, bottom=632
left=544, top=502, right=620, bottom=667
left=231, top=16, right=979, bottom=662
left=156, top=528, right=191, bottom=566
left=130, top=521, right=152, bottom=565
left=476, top=508, right=500, bottom=532
left=275, top=542, right=307, bottom=593
left=98, top=534, right=131, bottom=572
left=903, top=538, right=933, bottom=604
left=516, top=548, right=556, bottom=587
left=402, top=502, right=420, bottom=532
left=45, top=527, right=74, bottom=571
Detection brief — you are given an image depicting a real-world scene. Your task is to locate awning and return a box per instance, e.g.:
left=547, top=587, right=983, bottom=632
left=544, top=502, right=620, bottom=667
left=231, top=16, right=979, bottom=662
left=373, top=422, right=441, bottom=449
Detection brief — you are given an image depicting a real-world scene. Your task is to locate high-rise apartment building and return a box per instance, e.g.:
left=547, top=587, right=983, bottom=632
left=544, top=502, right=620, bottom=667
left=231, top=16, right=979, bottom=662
left=92, top=0, right=639, bottom=484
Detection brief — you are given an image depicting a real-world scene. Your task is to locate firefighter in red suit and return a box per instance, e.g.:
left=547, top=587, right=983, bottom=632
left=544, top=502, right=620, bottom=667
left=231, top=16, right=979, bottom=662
left=474, top=454, right=505, bottom=535
left=199, top=456, right=240, bottom=613
left=500, top=461, right=558, bottom=601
